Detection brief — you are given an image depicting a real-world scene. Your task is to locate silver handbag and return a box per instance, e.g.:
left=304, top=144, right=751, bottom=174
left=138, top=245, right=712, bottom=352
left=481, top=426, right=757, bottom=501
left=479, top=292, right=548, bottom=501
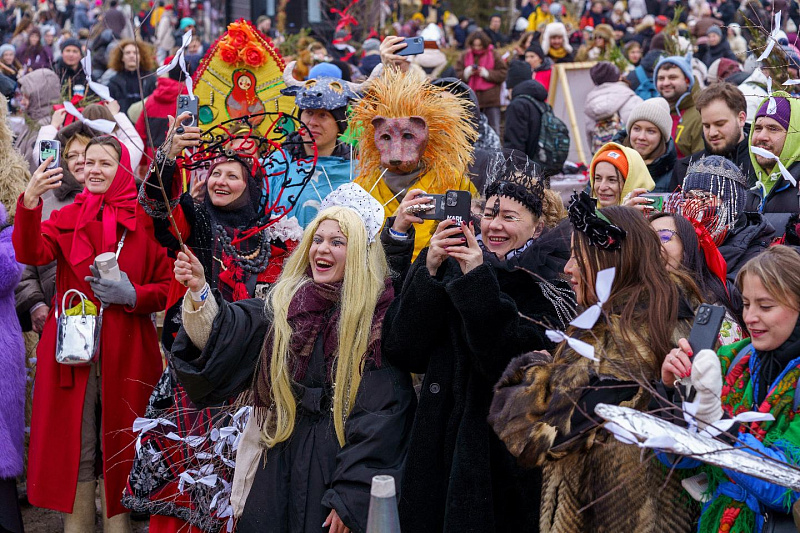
left=55, top=289, right=103, bottom=366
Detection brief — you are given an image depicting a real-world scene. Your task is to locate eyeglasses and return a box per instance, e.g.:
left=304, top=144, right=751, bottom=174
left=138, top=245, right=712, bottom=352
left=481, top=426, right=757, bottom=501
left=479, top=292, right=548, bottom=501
left=657, top=229, right=678, bottom=243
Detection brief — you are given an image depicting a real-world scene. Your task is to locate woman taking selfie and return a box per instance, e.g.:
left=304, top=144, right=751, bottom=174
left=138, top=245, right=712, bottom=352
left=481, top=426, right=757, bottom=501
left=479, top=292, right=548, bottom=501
left=382, top=165, right=575, bottom=532
left=12, top=136, right=170, bottom=532
left=661, top=246, right=800, bottom=531
left=168, top=184, right=415, bottom=533
left=490, top=193, right=699, bottom=532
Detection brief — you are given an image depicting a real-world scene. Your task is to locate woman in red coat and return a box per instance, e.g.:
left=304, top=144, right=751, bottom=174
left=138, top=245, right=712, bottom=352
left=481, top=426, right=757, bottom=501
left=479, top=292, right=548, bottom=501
left=12, top=136, right=170, bottom=532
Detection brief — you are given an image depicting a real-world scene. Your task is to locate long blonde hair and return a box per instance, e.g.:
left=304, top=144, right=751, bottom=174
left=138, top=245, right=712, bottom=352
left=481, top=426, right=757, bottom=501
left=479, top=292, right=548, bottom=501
left=262, top=206, right=389, bottom=447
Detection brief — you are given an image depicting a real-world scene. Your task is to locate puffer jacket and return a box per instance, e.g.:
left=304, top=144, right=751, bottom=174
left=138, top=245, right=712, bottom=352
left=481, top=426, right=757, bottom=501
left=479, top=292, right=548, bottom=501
left=585, top=81, right=642, bottom=147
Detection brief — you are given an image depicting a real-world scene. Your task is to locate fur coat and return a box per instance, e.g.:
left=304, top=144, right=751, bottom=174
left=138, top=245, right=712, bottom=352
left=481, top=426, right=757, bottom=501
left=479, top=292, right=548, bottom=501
left=489, top=317, right=698, bottom=532
left=0, top=204, right=25, bottom=479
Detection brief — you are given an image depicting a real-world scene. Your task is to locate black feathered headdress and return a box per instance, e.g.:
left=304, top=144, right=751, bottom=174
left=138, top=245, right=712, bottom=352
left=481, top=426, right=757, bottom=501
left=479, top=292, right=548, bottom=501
left=568, top=191, right=626, bottom=251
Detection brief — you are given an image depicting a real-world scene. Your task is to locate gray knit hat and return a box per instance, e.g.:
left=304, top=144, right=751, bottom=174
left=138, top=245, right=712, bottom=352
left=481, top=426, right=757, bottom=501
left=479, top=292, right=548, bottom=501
left=0, top=44, right=14, bottom=57
left=626, top=97, right=672, bottom=143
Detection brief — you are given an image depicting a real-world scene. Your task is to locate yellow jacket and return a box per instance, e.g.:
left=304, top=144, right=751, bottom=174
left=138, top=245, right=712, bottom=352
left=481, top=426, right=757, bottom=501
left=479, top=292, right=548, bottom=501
left=362, top=170, right=476, bottom=259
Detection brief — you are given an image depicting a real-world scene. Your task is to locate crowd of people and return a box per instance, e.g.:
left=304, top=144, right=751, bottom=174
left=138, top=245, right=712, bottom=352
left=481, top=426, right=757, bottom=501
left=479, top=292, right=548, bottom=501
left=2, top=0, right=800, bottom=532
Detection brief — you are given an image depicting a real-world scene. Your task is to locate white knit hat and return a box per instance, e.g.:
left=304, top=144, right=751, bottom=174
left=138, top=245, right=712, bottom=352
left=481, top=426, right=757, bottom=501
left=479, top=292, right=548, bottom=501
left=626, top=97, right=672, bottom=144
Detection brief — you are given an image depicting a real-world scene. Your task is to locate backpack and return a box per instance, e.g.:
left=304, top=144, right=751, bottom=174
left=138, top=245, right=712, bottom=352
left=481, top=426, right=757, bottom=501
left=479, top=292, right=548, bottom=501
left=634, top=66, right=659, bottom=100
left=591, top=113, right=622, bottom=154
left=521, top=94, right=570, bottom=174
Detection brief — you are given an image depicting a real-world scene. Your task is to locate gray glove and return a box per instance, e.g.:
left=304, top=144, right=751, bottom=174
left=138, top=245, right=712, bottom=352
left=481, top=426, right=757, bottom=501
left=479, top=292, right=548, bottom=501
left=85, top=265, right=137, bottom=308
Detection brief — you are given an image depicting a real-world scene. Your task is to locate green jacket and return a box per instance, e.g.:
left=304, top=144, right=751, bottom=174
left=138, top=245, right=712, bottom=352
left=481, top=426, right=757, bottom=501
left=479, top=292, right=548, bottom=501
left=673, top=82, right=705, bottom=158
left=748, top=91, right=800, bottom=196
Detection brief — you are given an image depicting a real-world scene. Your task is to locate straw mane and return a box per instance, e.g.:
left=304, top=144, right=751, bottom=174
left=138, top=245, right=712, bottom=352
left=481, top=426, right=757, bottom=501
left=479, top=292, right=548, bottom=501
left=352, top=67, right=476, bottom=191
left=0, top=93, right=31, bottom=221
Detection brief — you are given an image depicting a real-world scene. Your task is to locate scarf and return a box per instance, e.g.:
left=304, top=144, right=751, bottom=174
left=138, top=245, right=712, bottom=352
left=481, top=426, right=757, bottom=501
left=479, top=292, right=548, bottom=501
left=253, top=277, right=394, bottom=410
left=69, top=141, right=138, bottom=266
left=549, top=46, right=568, bottom=59
left=691, top=219, right=729, bottom=297
left=464, top=46, right=496, bottom=93
left=755, top=318, right=800, bottom=405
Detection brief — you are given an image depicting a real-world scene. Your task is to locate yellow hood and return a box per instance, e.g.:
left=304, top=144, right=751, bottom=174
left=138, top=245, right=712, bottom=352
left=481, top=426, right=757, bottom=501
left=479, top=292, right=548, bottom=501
left=590, top=142, right=655, bottom=205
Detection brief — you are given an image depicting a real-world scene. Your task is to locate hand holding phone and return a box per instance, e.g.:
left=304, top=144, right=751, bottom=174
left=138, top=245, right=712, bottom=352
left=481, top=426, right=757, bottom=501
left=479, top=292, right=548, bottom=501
left=176, top=95, right=199, bottom=127
left=38, top=139, right=61, bottom=169
left=396, top=36, right=424, bottom=56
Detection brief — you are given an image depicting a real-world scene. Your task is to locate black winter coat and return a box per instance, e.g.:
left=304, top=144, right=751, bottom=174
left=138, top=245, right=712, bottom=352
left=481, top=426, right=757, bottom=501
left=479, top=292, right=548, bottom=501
left=503, top=80, right=548, bottom=162
left=108, top=69, right=156, bottom=114
left=718, top=212, right=775, bottom=282
left=382, top=251, right=572, bottom=533
left=701, top=40, right=738, bottom=67
left=674, top=125, right=755, bottom=188
left=52, top=58, right=87, bottom=98
left=745, top=160, right=800, bottom=215
left=648, top=140, right=678, bottom=192
left=170, top=291, right=416, bottom=533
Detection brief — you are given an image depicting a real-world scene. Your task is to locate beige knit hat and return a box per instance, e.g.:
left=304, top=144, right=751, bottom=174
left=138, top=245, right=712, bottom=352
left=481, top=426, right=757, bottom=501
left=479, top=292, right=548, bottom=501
left=626, top=97, right=672, bottom=144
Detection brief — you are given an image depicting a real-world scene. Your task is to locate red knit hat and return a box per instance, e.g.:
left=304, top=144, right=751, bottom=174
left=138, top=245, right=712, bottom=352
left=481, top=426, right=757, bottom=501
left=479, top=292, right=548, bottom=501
left=592, top=147, right=629, bottom=179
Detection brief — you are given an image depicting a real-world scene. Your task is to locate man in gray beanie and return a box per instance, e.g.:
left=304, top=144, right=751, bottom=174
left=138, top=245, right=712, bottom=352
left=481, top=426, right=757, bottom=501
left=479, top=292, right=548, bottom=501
left=654, top=53, right=704, bottom=157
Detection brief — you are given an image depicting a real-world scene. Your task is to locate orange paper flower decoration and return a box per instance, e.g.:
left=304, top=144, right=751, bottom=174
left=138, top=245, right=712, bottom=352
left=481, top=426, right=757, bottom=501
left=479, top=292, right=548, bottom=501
left=219, top=21, right=267, bottom=67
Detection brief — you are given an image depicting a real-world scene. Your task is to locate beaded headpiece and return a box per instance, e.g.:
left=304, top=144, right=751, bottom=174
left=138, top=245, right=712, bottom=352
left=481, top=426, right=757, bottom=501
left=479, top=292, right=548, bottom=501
left=568, top=191, right=626, bottom=251
left=483, top=152, right=545, bottom=217
left=668, top=155, right=747, bottom=245
left=319, top=183, right=384, bottom=243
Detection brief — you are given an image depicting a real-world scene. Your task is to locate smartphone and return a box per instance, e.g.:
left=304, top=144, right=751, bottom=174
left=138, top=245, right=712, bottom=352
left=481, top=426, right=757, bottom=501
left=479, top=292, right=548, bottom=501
left=397, top=36, right=424, bottom=56
left=38, top=139, right=61, bottom=169
left=176, top=95, right=199, bottom=127
left=687, top=303, right=726, bottom=354
left=642, top=193, right=670, bottom=212
left=417, top=190, right=473, bottom=224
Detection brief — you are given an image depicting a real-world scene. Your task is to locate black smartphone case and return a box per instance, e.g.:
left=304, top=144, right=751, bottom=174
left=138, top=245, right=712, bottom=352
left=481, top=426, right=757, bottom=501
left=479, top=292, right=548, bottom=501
left=688, top=304, right=726, bottom=354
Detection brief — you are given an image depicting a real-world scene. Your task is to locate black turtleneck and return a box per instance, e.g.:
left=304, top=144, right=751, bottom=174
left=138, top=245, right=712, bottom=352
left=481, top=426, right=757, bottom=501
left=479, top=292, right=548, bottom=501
left=756, top=318, right=800, bottom=404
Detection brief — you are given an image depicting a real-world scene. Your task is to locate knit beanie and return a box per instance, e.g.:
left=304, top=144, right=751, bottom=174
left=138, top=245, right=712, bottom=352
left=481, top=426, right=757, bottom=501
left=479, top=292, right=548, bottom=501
left=506, top=59, right=533, bottom=91
left=526, top=41, right=545, bottom=61
left=60, top=37, right=82, bottom=54
left=362, top=38, right=380, bottom=53
left=593, top=147, right=629, bottom=178
left=755, top=96, right=792, bottom=131
left=590, top=61, right=620, bottom=85
left=626, top=97, right=672, bottom=143
left=707, top=25, right=723, bottom=38
left=0, top=44, right=14, bottom=57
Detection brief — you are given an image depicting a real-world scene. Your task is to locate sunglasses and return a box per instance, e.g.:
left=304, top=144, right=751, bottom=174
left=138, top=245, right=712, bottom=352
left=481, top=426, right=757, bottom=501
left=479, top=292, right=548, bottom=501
left=657, top=228, right=677, bottom=243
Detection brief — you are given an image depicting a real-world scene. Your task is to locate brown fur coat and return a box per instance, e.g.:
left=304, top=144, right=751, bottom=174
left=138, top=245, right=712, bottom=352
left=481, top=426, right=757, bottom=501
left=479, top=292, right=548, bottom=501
left=489, top=318, right=698, bottom=532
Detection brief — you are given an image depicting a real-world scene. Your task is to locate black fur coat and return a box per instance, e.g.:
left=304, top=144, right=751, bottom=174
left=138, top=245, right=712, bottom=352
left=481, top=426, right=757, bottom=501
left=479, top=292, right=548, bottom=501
left=382, top=250, right=574, bottom=533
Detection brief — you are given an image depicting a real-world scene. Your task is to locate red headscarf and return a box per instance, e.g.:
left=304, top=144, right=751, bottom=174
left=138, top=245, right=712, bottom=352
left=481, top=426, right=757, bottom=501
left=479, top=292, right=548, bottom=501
left=692, top=218, right=729, bottom=296
left=69, top=139, right=138, bottom=266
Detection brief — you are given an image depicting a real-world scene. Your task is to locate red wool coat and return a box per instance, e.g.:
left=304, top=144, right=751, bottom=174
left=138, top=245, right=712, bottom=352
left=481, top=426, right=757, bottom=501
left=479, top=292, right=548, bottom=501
left=12, top=197, right=170, bottom=517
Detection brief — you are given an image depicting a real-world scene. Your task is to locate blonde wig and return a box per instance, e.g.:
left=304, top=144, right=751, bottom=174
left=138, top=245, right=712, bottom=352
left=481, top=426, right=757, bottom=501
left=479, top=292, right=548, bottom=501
left=352, top=66, right=477, bottom=192
left=262, top=206, right=390, bottom=448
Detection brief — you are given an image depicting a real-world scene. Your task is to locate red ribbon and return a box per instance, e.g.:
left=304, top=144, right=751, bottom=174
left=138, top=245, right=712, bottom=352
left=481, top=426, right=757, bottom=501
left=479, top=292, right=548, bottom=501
left=692, top=219, right=729, bottom=295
